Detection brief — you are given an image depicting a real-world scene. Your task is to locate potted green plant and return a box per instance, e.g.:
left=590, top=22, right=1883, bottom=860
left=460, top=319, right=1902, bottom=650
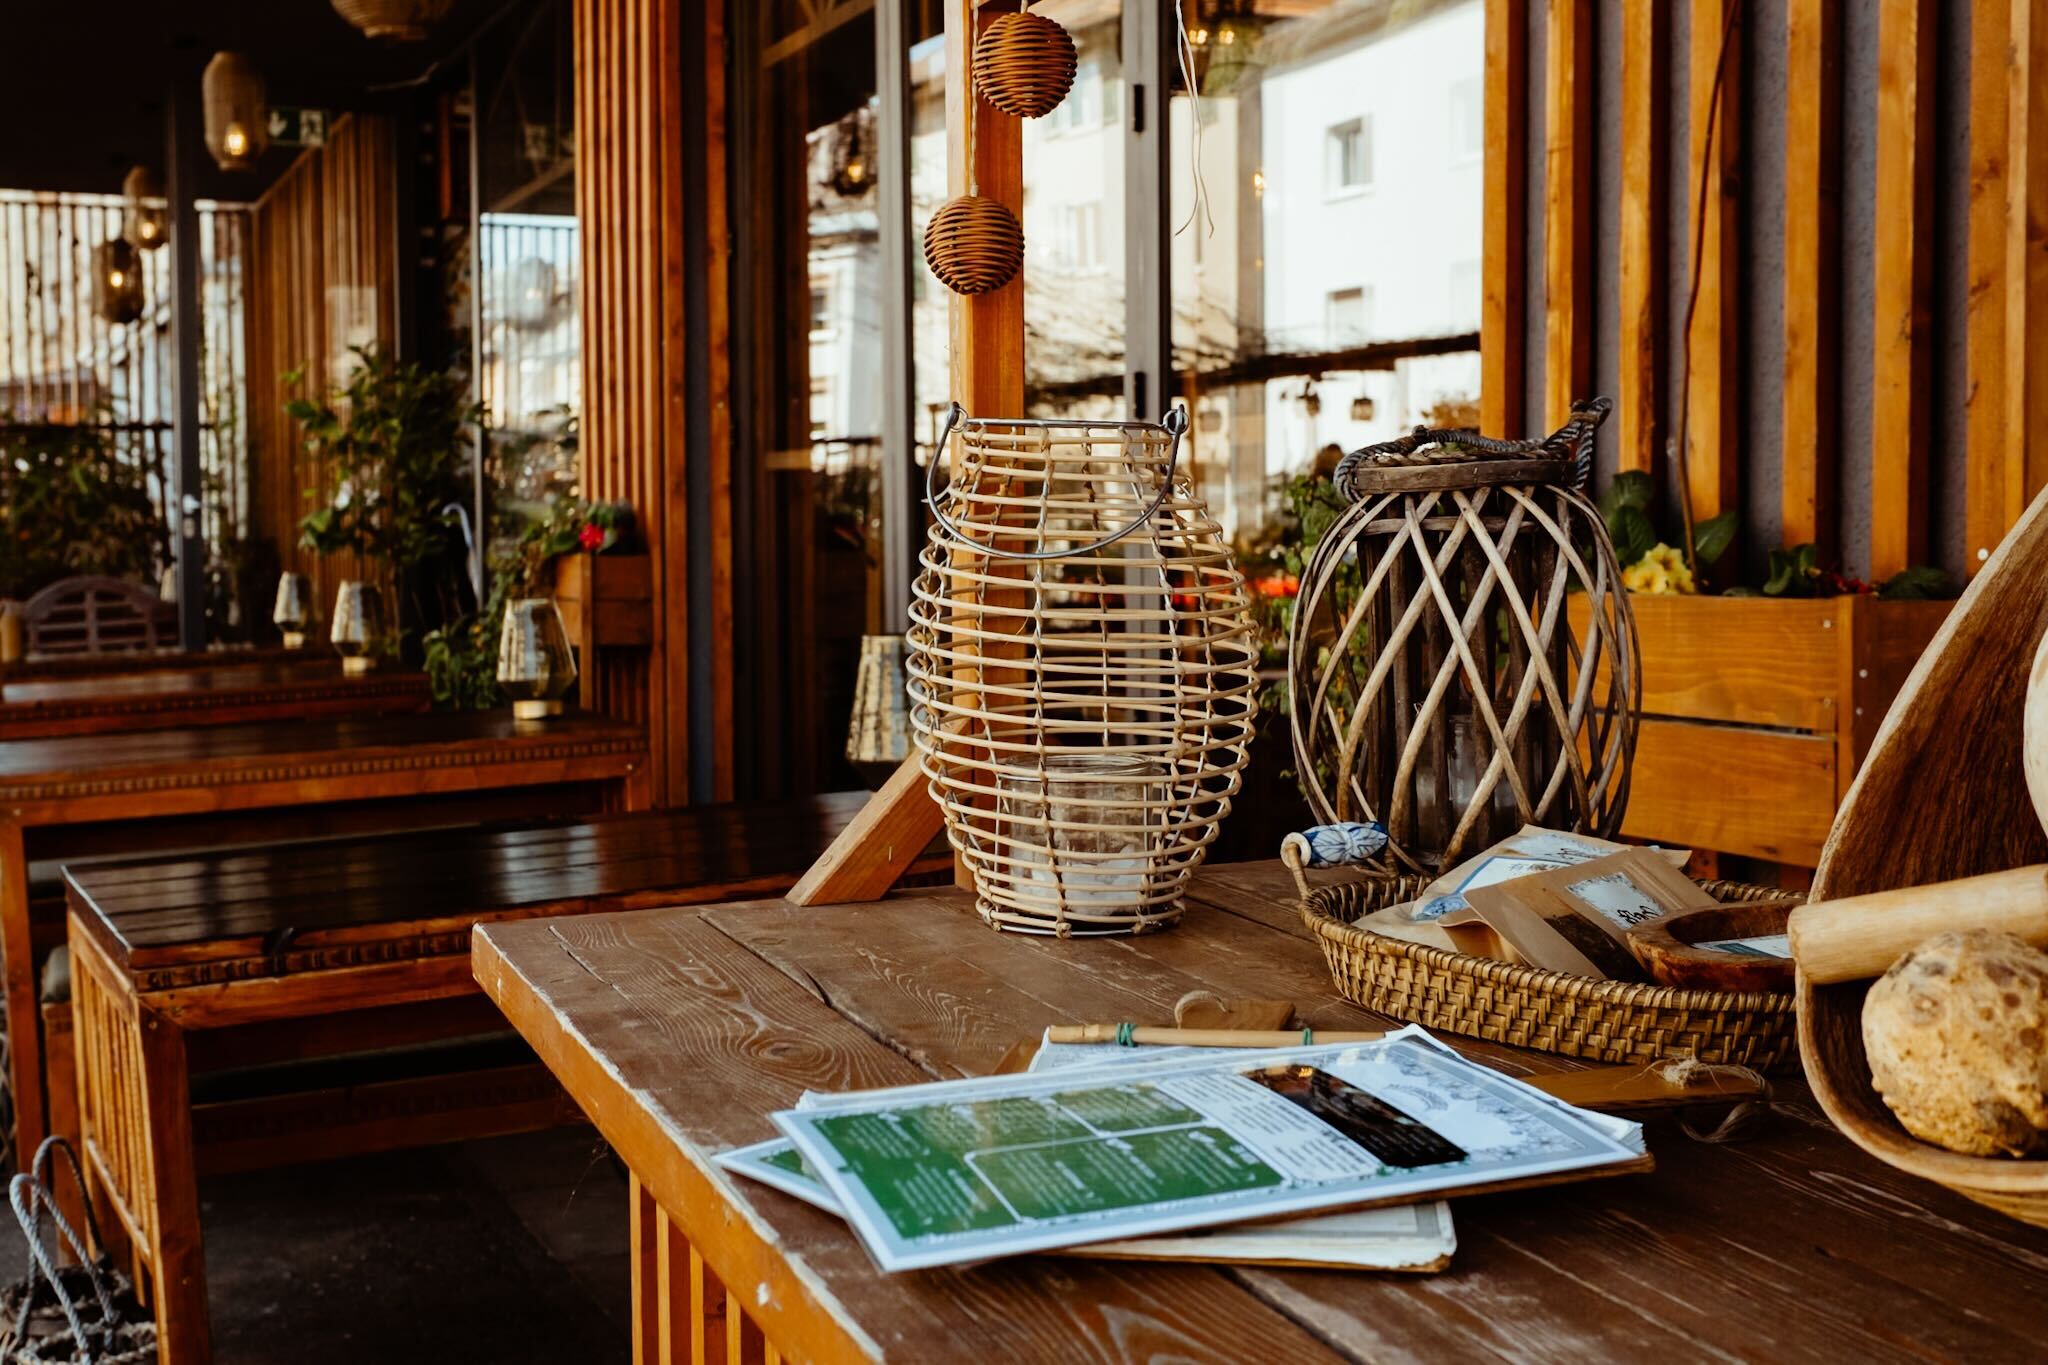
left=288, top=345, right=481, bottom=654
left=0, top=418, right=171, bottom=603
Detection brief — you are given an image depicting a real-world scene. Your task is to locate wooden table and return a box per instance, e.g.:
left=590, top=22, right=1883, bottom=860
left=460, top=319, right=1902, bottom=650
left=0, top=658, right=429, bottom=738
left=476, top=861, right=2048, bottom=1364
left=63, top=792, right=948, bottom=1365
left=1, top=710, right=648, bottom=1155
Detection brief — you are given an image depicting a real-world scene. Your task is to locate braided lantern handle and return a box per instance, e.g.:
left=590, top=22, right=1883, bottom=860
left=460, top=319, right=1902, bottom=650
left=1332, top=396, right=1614, bottom=501
left=923, top=402, right=1188, bottom=561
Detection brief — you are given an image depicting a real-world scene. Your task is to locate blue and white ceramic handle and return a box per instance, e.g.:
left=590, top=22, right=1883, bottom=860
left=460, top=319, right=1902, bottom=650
left=1281, top=822, right=1388, bottom=897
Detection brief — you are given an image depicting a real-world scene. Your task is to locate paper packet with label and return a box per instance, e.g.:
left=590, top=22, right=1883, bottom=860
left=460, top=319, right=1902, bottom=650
left=1459, top=848, right=1718, bottom=980
left=1415, top=825, right=1691, bottom=921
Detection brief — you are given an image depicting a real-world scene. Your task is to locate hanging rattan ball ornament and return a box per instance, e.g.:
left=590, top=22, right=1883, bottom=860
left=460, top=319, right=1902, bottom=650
left=973, top=9, right=1079, bottom=119
left=923, top=195, right=1023, bottom=296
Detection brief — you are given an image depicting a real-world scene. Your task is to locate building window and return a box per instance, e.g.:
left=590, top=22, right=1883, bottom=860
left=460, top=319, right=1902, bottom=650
left=809, top=282, right=832, bottom=336
left=1056, top=202, right=1104, bottom=271
left=1326, top=116, right=1371, bottom=194
left=1448, top=77, right=1482, bottom=162
left=1051, top=62, right=1105, bottom=133
left=1327, top=286, right=1373, bottom=343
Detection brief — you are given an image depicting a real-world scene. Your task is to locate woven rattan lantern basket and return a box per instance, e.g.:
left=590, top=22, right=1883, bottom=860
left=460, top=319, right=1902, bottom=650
left=907, top=405, right=1259, bottom=936
left=1286, top=398, right=1640, bottom=874
left=973, top=7, right=1079, bottom=119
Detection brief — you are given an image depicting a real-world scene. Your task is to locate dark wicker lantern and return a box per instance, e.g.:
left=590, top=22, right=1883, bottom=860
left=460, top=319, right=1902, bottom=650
left=923, top=195, right=1023, bottom=296
left=122, top=165, right=166, bottom=251
left=1285, top=399, right=1641, bottom=874
left=331, top=0, right=455, bottom=41
left=91, top=238, right=145, bottom=326
left=972, top=8, right=1078, bottom=119
left=202, top=52, right=269, bottom=172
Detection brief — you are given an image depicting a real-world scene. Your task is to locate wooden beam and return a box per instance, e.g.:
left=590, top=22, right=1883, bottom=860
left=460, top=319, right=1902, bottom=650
left=1683, top=0, right=1742, bottom=521
left=1782, top=0, right=1840, bottom=551
left=1969, top=0, right=2015, bottom=574
left=1616, top=1, right=1667, bottom=474
left=1870, top=0, right=1937, bottom=577
left=2007, top=0, right=2048, bottom=552
left=1543, top=0, right=1596, bottom=430
left=1481, top=0, right=1529, bottom=439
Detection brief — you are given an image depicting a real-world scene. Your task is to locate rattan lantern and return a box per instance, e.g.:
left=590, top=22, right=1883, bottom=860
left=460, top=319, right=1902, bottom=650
left=923, top=196, right=1022, bottom=296
left=122, top=165, right=166, bottom=251
left=1285, top=398, right=1640, bottom=875
left=907, top=405, right=1260, bottom=936
left=202, top=52, right=269, bottom=172
left=973, top=7, right=1079, bottom=119
left=91, top=238, right=144, bottom=325
left=331, top=0, right=455, bottom=41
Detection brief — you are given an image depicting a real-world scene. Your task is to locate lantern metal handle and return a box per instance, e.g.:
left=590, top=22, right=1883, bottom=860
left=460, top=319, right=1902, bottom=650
left=923, top=402, right=1187, bottom=561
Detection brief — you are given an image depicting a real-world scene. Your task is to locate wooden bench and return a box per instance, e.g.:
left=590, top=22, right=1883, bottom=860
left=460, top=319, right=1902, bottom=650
left=61, top=793, right=946, bottom=1365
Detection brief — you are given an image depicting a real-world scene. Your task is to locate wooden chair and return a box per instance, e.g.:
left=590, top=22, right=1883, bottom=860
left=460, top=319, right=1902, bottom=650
left=22, top=576, right=177, bottom=656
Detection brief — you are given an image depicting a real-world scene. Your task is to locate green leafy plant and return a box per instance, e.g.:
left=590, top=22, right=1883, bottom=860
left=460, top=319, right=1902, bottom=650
left=288, top=345, right=482, bottom=639
left=0, top=419, right=171, bottom=601
left=421, top=497, right=629, bottom=710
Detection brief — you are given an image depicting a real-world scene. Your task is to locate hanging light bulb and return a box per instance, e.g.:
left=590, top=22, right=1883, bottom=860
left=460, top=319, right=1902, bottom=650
left=92, top=238, right=145, bottom=325
left=123, top=165, right=167, bottom=251
left=203, top=52, right=270, bottom=172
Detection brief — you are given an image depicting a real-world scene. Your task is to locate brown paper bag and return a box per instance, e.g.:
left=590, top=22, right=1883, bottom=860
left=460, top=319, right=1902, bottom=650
left=1460, top=849, right=1717, bottom=980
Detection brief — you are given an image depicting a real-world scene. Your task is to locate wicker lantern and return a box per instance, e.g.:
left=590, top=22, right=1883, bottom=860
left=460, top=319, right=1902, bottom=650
left=973, top=8, right=1079, bottom=119
left=91, top=238, right=144, bottom=326
left=122, top=165, right=166, bottom=251
left=331, top=0, right=455, bottom=41
left=202, top=52, right=269, bottom=172
left=1285, top=398, right=1639, bottom=875
left=922, top=196, right=1023, bottom=296
left=907, top=405, right=1260, bottom=936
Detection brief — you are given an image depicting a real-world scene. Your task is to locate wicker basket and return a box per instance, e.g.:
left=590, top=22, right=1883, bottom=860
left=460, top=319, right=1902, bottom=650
left=1295, top=862, right=1801, bottom=1069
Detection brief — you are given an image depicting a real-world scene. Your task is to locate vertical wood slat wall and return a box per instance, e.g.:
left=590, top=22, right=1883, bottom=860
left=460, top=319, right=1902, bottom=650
left=244, top=114, right=397, bottom=612
left=1483, top=0, right=2048, bottom=582
left=575, top=0, right=695, bottom=805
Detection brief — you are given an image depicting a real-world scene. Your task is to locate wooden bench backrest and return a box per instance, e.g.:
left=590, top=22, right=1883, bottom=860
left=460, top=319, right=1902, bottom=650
left=23, top=575, right=177, bottom=656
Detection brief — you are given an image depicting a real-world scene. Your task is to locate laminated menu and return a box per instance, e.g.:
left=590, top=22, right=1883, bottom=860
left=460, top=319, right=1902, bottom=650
left=763, top=1027, right=1649, bottom=1272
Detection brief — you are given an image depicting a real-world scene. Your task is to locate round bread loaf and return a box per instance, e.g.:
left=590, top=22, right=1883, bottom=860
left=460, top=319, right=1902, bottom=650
left=1863, top=929, right=2048, bottom=1157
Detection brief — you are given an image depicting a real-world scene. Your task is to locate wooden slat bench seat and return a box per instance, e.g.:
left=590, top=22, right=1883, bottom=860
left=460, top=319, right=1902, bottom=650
left=61, top=792, right=947, bottom=1365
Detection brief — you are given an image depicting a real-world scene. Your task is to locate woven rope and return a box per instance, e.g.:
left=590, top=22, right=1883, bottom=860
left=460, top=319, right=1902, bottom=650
left=1332, top=396, right=1613, bottom=499
left=907, top=415, right=1259, bottom=935
left=1288, top=399, right=1638, bottom=875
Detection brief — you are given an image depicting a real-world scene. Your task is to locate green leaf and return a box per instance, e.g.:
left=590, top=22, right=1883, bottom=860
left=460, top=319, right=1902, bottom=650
left=1762, top=543, right=1821, bottom=597
left=1610, top=506, right=1657, bottom=569
left=1693, top=511, right=1739, bottom=567
left=1600, top=470, right=1655, bottom=522
left=1878, top=564, right=1959, bottom=600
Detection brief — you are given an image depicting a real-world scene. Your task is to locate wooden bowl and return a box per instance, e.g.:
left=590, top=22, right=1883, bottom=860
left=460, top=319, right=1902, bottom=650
left=1628, top=900, right=1798, bottom=993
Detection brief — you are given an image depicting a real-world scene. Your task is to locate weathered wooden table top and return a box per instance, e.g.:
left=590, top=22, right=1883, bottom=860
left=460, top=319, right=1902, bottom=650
left=474, top=860, right=2048, bottom=1363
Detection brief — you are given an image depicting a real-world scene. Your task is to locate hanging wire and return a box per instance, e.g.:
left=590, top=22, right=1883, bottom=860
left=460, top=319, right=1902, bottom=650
left=1173, top=2, right=1216, bottom=238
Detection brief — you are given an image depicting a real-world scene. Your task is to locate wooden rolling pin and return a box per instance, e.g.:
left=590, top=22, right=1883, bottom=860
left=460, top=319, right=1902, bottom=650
left=1787, top=865, right=2048, bottom=983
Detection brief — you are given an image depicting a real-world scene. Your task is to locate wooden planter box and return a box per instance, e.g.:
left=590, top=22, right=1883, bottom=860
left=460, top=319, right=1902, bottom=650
left=549, top=552, right=654, bottom=708
left=1570, top=594, right=1950, bottom=866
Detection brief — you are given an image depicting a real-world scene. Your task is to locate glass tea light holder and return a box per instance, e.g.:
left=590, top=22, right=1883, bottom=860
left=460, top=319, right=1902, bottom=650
left=993, top=753, right=1177, bottom=935
left=272, top=572, right=313, bottom=648
left=330, top=581, right=385, bottom=674
left=497, top=597, right=578, bottom=720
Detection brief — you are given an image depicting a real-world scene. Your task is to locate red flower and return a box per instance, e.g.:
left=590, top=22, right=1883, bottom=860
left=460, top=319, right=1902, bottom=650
left=577, top=522, right=605, bottom=551
left=1253, top=574, right=1300, bottom=599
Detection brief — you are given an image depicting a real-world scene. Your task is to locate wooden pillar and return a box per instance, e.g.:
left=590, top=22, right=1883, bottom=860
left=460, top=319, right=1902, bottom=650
left=1543, top=0, right=1595, bottom=430
left=1480, top=0, right=1528, bottom=439
left=575, top=0, right=694, bottom=804
left=1616, top=2, right=1667, bottom=475
left=167, top=71, right=207, bottom=649
left=1781, top=0, right=1840, bottom=550
left=1869, top=0, right=1936, bottom=578
left=1683, top=0, right=1742, bottom=522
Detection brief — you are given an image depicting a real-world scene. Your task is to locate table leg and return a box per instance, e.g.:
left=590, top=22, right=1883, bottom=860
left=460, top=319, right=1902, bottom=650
left=0, top=816, right=45, bottom=1157
left=632, top=1172, right=773, bottom=1365
left=136, top=1007, right=209, bottom=1365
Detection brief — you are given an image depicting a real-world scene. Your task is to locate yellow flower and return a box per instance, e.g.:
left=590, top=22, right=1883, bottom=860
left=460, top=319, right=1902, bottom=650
left=1623, top=543, right=1695, bottom=595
